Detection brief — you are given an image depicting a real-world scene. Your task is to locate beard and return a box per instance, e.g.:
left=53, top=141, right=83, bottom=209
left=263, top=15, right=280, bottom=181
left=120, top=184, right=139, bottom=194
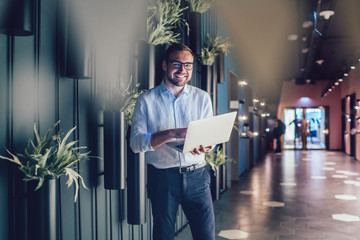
left=165, top=70, right=191, bottom=87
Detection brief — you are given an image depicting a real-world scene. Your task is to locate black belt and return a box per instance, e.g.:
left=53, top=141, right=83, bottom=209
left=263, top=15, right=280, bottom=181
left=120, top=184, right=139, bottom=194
left=167, top=162, right=207, bottom=174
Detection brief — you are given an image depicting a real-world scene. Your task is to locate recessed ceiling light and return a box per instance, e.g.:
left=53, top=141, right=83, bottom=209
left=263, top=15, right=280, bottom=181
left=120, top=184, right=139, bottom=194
left=306, top=79, right=311, bottom=83
left=316, top=59, right=324, bottom=65
left=319, top=10, right=335, bottom=20
left=335, top=82, right=339, bottom=85
left=339, top=78, right=343, bottom=82
left=288, top=34, right=298, bottom=41
left=344, top=73, right=348, bottom=76
left=302, top=20, right=313, bottom=28
left=301, top=48, right=309, bottom=53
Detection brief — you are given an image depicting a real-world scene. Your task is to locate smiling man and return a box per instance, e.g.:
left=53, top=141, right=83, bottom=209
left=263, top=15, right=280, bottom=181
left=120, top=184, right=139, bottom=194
left=130, top=43, right=215, bottom=240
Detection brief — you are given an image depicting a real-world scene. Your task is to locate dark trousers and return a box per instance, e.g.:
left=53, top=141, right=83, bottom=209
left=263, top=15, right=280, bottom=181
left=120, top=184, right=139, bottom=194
left=147, top=164, right=215, bottom=240
left=275, top=137, right=282, bottom=153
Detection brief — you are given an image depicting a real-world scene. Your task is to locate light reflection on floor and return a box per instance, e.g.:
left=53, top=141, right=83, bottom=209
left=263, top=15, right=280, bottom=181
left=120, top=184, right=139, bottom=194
left=176, top=151, right=360, bottom=240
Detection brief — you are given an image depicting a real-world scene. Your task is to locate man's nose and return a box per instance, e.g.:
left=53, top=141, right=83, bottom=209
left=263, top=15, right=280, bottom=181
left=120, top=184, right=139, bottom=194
left=178, top=64, right=187, bottom=72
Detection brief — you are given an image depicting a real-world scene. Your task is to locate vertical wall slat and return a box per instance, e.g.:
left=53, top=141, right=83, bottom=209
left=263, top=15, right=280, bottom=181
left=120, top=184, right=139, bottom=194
left=0, top=33, right=9, bottom=240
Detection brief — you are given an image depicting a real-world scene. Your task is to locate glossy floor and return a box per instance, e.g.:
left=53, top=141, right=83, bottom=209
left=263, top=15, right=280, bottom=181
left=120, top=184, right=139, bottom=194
left=176, top=150, right=360, bottom=240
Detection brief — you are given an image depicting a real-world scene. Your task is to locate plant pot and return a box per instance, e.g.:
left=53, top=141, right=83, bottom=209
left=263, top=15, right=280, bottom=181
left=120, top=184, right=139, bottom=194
left=126, top=136, right=147, bottom=225
left=210, top=167, right=221, bottom=201
left=189, top=12, right=201, bottom=55
left=103, top=111, right=126, bottom=190
left=0, top=0, right=35, bottom=36
left=201, top=64, right=212, bottom=94
left=216, top=53, right=225, bottom=83
left=27, top=179, right=59, bottom=240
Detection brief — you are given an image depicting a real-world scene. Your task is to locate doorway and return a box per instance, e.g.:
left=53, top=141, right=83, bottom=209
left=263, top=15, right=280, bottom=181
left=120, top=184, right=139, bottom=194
left=283, top=107, right=327, bottom=150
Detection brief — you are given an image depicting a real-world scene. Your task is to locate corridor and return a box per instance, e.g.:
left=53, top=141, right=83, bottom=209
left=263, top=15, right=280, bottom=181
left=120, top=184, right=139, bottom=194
left=176, top=151, right=360, bottom=240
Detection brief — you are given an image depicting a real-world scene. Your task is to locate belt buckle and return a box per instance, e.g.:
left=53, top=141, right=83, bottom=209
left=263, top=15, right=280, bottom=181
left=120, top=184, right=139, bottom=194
left=178, top=165, right=195, bottom=174
left=179, top=167, right=186, bottom=174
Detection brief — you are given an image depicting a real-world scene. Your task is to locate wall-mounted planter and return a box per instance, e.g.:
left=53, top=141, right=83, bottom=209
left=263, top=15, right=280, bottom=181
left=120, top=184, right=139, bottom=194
left=216, top=53, right=225, bottom=83
left=60, top=4, right=92, bottom=79
left=103, top=111, right=126, bottom=190
left=126, top=134, right=146, bottom=225
left=0, top=0, right=35, bottom=36
left=210, top=167, right=220, bottom=201
left=201, top=64, right=212, bottom=94
left=189, top=12, right=201, bottom=55
left=27, top=179, right=59, bottom=240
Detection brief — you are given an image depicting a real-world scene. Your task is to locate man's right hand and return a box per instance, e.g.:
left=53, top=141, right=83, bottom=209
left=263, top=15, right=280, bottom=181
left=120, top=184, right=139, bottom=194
left=150, top=128, right=187, bottom=149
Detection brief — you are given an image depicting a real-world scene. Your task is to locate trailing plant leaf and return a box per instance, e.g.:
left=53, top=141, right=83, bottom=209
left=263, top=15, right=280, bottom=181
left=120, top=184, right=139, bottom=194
left=186, top=0, right=214, bottom=13
left=205, top=145, right=232, bottom=175
left=0, top=121, right=92, bottom=202
left=201, top=34, right=232, bottom=66
left=65, top=167, right=88, bottom=202
left=146, top=0, right=189, bottom=45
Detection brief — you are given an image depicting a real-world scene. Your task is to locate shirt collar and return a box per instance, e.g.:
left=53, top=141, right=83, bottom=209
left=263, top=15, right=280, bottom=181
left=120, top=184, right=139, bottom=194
left=160, top=80, right=189, bottom=95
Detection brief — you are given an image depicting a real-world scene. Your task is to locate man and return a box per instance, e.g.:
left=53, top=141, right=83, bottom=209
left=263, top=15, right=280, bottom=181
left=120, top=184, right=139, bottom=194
left=273, top=118, right=285, bottom=153
left=130, top=43, right=215, bottom=240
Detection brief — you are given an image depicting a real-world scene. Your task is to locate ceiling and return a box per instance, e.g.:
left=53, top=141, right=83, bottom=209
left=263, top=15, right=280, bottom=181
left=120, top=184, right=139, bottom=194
left=215, top=0, right=360, bottom=116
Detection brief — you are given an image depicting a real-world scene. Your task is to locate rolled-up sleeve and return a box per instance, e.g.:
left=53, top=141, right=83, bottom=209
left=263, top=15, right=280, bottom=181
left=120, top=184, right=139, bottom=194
left=130, top=96, right=154, bottom=153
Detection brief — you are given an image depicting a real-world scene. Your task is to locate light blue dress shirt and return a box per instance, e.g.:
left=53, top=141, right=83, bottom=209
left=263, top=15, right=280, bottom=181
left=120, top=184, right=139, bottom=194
left=130, top=80, right=213, bottom=169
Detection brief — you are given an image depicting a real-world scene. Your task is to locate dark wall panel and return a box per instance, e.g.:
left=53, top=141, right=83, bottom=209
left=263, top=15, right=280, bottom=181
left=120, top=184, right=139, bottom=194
left=59, top=77, right=78, bottom=240
left=0, top=34, right=8, bottom=240
left=38, top=0, right=57, bottom=130
left=1, top=1, right=192, bottom=240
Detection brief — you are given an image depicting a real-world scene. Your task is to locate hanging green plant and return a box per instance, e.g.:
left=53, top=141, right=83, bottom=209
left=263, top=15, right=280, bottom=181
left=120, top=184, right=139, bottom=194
left=102, top=76, right=146, bottom=129
left=0, top=121, right=91, bottom=202
left=146, top=0, right=189, bottom=45
left=205, top=145, right=232, bottom=175
left=201, top=34, right=232, bottom=66
left=186, top=0, right=214, bottom=13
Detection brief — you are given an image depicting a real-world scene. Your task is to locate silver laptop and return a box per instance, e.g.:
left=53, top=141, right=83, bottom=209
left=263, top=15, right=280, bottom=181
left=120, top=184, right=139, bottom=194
left=166, top=112, right=237, bottom=153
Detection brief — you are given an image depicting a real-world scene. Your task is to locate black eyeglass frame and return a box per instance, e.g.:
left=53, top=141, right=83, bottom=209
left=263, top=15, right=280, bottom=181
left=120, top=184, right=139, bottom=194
left=167, top=60, right=194, bottom=70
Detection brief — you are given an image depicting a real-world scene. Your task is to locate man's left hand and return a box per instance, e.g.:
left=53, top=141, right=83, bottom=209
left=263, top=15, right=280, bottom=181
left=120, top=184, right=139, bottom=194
left=190, top=145, right=212, bottom=155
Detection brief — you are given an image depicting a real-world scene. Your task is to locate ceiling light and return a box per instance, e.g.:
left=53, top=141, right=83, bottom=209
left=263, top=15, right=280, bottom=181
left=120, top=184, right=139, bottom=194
left=344, top=73, right=348, bottom=77
left=260, top=102, right=265, bottom=106
left=239, top=80, right=248, bottom=86
left=302, top=37, right=307, bottom=42
left=351, top=66, right=356, bottom=70
left=302, top=20, right=313, bottom=28
left=332, top=86, right=335, bottom=89
left=339, top=78, right=343, bottom=82
left=316, top=59, right=324, bottom=65
left=306, top=79, right=311, bottom=83
left=319, top=10, right=335, bottom=20
left=329, top=88, right=332, bottom=92
left=335, top=82, right=339, bottom=85
left=287, top=34, right=298, bottom=41
left=302, top=48, right=309, bottom=53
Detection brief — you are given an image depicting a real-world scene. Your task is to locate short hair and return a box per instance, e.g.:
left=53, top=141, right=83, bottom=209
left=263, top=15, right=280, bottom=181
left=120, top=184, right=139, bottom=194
left=164, top=43, right=194, bottom=62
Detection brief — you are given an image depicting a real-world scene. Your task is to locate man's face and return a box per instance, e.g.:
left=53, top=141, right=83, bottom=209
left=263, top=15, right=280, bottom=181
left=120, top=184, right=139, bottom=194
left=162, top=50, right=194, bottom=87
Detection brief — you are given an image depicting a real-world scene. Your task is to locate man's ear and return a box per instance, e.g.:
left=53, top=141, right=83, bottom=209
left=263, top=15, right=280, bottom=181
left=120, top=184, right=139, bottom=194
left=162, top=60, right=167, bottom=71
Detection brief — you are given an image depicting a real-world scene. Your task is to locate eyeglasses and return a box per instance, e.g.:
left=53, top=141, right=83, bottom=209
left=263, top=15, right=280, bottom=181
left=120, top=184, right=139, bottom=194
left=168, top=61, right=194, bottom=70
